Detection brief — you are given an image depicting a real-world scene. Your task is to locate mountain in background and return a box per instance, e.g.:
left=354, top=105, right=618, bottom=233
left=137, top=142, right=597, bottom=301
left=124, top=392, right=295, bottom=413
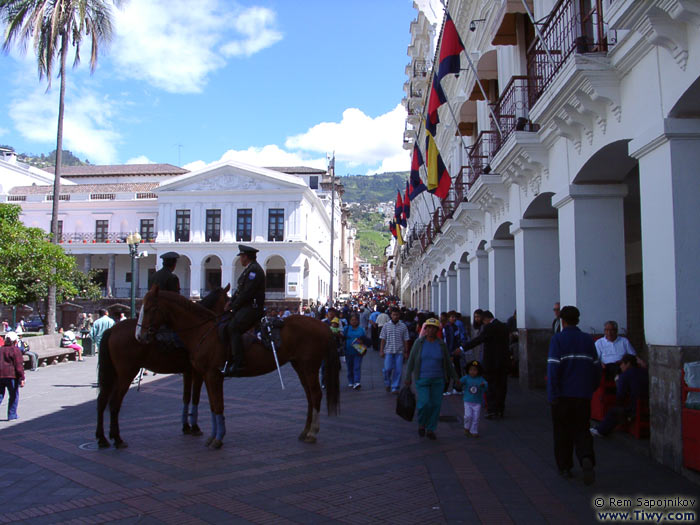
left=0, top=146, right=89, bottom=169
left=340, top=171, right=410, bottom=204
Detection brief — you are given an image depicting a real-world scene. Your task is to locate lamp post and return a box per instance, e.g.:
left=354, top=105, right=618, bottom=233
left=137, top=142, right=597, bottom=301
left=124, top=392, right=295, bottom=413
left=126, top=232, right=142, bottom=318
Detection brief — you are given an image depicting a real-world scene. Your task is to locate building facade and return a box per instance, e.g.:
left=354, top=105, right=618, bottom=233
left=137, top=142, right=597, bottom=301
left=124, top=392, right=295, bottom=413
left=399, top=0, right=700, bottom=475
left=2, top=158, right=353, bottom=311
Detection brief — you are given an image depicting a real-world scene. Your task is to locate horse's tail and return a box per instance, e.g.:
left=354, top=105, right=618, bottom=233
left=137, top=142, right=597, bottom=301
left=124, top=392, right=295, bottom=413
left=97, top=328, right=116, bottom=395
left=325, top=332, right=340, bottom=416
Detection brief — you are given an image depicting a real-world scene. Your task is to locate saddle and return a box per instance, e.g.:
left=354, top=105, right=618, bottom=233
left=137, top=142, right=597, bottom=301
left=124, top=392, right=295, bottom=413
left=216, top=313, right=284, bottom=354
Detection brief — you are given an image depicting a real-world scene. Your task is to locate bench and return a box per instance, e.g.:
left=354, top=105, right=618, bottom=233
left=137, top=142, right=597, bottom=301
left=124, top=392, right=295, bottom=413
left=20, top=334, right=77, bottom=368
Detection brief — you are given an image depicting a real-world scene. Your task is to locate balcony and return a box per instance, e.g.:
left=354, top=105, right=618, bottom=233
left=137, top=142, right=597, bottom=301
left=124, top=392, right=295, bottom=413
left=467, top=131, right=498, bottom=186
left=57, top=232, right=157, bottom=244
left=490, top=76, right=538, bottom=156
left=527, top=0, right=608, bottom=107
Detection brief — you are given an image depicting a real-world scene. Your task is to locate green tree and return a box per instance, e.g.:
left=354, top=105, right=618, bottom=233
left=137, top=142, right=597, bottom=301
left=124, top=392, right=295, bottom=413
left=1, top=0, right=124, bottom=333
left=0, top=204, right=101, bottom=329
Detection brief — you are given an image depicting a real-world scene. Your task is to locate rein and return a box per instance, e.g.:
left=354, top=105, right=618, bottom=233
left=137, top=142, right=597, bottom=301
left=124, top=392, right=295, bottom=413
left=140, top=300, right=228, bottom=343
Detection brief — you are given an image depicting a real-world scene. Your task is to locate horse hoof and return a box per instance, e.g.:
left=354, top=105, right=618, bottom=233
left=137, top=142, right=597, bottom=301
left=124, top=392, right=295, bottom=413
left=190, top=424, right=203, bottom=436
left=204, top=436, right=215, bottom=447
left=210, top=439, right=223, bottom=449
left=298, top=431, right=308, bottom=442
left=97, top=438, right=110, bottom=449
left=114, top=440, right=129, bottom=449
left=182, top=424, right=192, bottom=435
left=303, top=435, right=317, bottom=444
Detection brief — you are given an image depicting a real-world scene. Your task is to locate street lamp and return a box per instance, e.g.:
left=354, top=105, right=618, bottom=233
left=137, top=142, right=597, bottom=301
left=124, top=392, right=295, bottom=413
left=126, top=232, right=142, bottom=318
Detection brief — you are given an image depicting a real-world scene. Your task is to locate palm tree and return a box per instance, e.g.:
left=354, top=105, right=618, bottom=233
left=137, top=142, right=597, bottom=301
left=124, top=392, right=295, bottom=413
left=1, top=0, right=123, bottom=333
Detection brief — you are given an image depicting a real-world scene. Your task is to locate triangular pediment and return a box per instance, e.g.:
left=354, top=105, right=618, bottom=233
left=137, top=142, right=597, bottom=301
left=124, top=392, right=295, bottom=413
left=157, top=160, right=306, bottom=193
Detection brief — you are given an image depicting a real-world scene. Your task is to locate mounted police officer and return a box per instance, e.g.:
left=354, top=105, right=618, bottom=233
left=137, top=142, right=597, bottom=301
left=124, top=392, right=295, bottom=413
left=222, top=245, right=265, bottom=377
left=148, top=252, right=181, bottom=293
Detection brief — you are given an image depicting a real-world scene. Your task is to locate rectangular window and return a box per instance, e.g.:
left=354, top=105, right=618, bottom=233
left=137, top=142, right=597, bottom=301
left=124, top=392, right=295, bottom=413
left=175, top=210, right=190, bottom=242
left=266, top=270, right=285, bottom=291
left=309, top=176, right=319, bottom=189
left=236, top=209, right=252, bottom=242
left=57, top=220, right=63, bottom=239
left=206, top=209, right=221, bottom=242
left=268, top=208, right=284, bottom=241
left=95, top=220, right=108, bottom=242
left=140, top=219, right=155, bottom=242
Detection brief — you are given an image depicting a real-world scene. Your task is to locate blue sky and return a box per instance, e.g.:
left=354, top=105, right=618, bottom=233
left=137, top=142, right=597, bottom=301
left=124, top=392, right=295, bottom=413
left=0, top=1, right=419, bottom=176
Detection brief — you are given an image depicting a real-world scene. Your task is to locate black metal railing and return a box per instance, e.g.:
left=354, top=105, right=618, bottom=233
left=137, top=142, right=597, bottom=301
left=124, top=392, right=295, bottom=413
left=527, top=0, right=607, bottom=107
left=491, top=76, right=538, bottom=155
left=57, top=232, right=156, bottom=244
left=467, top=131, right=498, bottom=186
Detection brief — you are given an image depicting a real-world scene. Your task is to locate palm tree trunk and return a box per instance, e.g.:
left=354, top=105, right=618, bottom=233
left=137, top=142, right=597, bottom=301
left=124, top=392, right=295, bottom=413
left=47, top=33, right=69, bottom=335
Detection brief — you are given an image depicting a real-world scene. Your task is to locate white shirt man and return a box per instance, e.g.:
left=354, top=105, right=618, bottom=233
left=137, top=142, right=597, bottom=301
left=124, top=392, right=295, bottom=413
left=594, top=321, right=636, bottom=365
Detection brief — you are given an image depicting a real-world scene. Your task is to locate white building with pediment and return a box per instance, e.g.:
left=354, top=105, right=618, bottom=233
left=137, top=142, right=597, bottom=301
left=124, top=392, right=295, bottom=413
left=2, top=159, right=352, bottom=310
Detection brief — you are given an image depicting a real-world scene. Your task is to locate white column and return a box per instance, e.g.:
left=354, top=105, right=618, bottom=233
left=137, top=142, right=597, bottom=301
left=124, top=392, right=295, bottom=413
left=468, top=250, right=489, bottom=311
left=83, top=254, right=92, bottom=273
left=192, top=203, right=203, bottom=243
left=631, top=119, right=700, bottom=346
left=447, top=269, right=458, bottom=311
left=222, top=203, right=233, bottom=242
left=438, top=275, right=448, bottom=313
left=190, top=263, right=202, bottom=299
left=108, top=254, right=116, bottom=297
left=511, top=220, right=559, bottom=329
left=553, top=184, right=627, bottom=331
left=457, top=262, right=470, bottom=316
left=431, top=281, right=439, bottom=313
left=486, top=240, right=516, bottom=321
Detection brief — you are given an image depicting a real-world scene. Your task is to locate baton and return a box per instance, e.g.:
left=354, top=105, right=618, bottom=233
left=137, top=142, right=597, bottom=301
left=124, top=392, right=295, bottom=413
left=266, top=323, right=285, bottom=390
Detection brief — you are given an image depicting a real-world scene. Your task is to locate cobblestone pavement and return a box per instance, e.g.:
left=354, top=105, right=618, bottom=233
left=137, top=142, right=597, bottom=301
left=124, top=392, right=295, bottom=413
left=0, top=350, right=697, bottom=524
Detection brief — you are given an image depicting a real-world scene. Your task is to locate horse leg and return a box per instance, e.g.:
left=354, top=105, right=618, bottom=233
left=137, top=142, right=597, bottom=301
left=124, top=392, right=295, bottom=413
left=292, top=362, right=312, bottom=441
left=109, top=374, right=136, bottom=449
left=189, top=371, right=203, bottom=436
left=301, top=366, right=323, bottom=444
left=96, top=383, right=112, bottom=448
left=182, top=369, right=192, bottom=434
left=203, top=372, right=226, bottom=449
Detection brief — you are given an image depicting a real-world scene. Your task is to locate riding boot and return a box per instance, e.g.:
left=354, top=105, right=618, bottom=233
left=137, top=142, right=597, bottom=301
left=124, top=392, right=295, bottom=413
left=222, top=331, right=243, bottom=377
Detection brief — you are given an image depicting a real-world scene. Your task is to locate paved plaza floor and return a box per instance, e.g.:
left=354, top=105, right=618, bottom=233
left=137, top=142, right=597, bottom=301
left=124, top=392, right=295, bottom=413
left=0, top=349, right=697, bottom=524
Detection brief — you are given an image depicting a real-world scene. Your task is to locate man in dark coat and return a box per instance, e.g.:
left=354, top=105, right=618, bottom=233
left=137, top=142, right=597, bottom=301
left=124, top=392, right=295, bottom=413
left=148, top=252, right=181, bottom=292
left=222, top=245, right=266, bottom=377
left=547, top=305, right=600, bottom=485
left=459, top=310, right=510, bottom=419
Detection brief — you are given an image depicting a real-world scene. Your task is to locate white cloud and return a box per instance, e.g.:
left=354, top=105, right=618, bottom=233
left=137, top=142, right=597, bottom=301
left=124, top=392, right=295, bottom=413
left=111, top=1, right=282, bottom=94
left=126, top=155, right=155, bottom=164
left=0, top=127, right=8, bottom=137
left=220, top=7, right=283, bottom=57
left=285, top=104, right=410, bottom=172
left=184, top=144, right=326, bottom=172
left=9, top=81, right=120, bottom=164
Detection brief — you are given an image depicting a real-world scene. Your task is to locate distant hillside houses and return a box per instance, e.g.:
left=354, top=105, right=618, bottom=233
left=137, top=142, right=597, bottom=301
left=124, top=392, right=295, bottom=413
left=0, top=153, right=360, bottom=308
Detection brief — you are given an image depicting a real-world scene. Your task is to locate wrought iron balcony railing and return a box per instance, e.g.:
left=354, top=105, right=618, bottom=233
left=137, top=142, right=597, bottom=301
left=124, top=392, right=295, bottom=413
left=57, top=232, right=157, bottom=244
left=527, top=0, right=608, bottom=107
left=490, top=76, right=538, bottom=155
left=467, top=130, right=498, bottom=186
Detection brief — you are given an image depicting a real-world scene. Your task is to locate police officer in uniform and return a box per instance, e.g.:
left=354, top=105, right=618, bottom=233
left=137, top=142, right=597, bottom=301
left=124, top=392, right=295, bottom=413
left=148, top=252, right=181, bottom=292
left=222, top=245, right=265, bottom=377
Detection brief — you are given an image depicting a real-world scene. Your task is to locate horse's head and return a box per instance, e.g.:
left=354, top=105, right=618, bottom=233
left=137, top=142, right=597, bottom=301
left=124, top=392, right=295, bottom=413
left=199, top=283, right=230, bottom=314
left=135, top=285, right=168, bottom=343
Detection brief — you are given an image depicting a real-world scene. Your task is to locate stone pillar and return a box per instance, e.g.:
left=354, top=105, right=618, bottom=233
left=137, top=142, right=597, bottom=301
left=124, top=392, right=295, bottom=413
left=468, top=250, right=488, bottom=310
left=190, top=263, right=202, bottom=299
left=552, top=184, right=627, bottom=332
left=83, top=254, right=92, bottom=273
left=630, top=118, right=700, bottom=473
left=457, top=262, right=470, bottom=317
left=486, top=240, right=516, bottom=321
left=431, top=281, right=439, bottom=313
left=447, top=269, right=457, bottom=312
left=107, top=254, right=116, bottom=297
left=511, top=219, right=560, bottom=388
left=438, top=275, right=448, bottom=313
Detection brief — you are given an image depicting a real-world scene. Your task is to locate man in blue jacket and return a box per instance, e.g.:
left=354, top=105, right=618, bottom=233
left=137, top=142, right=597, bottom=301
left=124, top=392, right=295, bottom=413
left=547, top=305, right=601, bottom=485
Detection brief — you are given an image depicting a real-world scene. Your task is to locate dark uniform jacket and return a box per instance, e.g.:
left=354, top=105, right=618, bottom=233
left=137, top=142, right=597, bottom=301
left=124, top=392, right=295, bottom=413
left=463, top=319, right=510, bottom=373
left=148, top=267, right=180, bottom=293
left=231, top=260, right=265, bottom=313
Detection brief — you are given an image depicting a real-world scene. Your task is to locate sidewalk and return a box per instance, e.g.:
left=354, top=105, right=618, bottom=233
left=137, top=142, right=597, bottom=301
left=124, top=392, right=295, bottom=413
left=0, top=350, right=697, bottom=524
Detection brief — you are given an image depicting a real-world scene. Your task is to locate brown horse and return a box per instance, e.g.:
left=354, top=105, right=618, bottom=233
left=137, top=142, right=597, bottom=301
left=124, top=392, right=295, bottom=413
left=96, top=285, right=229, bottom=449
left=135, top=286, right=340, bottom=449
